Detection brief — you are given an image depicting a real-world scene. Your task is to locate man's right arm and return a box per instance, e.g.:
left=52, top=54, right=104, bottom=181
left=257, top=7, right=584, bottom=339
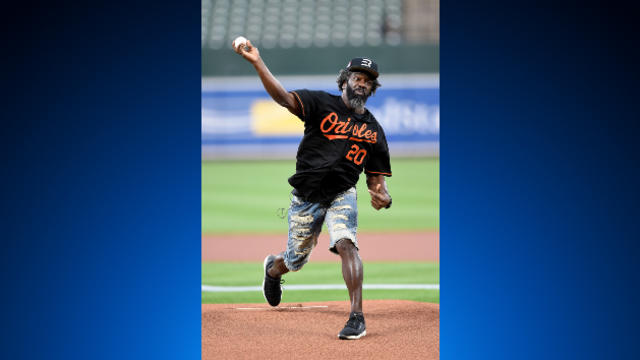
left=233, top=39, right=301, bottom=117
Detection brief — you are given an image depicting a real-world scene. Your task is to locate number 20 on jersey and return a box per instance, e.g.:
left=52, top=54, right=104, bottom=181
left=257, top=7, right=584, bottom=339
left=345, top=144, right=367, bottom=165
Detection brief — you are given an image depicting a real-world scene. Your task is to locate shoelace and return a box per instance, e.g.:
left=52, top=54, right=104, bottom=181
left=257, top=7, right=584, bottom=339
left=267, top=277, right=284, bottom=287
left=266, top=276, right=284, bottom=291
left=345, top=315, right=362, bottom=328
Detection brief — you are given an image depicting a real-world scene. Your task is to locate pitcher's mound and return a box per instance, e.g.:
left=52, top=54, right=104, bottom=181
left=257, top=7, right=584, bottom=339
left=202, top=300, right=439, bottom=359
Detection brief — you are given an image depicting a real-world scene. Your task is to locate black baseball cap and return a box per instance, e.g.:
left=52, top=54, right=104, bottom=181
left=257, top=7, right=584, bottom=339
left=346, top=57, right=379, bottom=79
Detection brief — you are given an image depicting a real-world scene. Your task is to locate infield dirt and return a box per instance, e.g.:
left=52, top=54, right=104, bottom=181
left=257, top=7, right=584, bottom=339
left=202, top=230, right=439, bottom=359
left=202, top=299, right=439, bottom=359
left=202, top=230, right=439, bottom=261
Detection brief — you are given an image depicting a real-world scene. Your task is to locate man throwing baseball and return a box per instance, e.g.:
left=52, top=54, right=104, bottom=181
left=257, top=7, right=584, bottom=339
left=233, top=38, right=392, bottom=340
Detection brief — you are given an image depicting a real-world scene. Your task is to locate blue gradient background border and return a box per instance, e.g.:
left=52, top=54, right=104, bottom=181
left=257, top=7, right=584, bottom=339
left=2, top=1, right=201, bottom=359
left=441, top=1, right=639, bottom=359
left=2, top=0, right=639, bottom=359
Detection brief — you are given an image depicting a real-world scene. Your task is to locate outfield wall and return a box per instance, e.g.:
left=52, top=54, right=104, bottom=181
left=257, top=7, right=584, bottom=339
left=202, top=73, right=439, bottom=159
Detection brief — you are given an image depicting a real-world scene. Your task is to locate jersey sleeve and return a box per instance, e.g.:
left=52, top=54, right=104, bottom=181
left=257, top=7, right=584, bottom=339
left=364, top=124, right=392, bottom=177
left=289, top=89, right=322, bottom=123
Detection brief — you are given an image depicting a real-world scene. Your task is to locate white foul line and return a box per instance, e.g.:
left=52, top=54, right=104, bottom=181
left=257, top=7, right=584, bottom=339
left=202, top=284, right=439, bottom=292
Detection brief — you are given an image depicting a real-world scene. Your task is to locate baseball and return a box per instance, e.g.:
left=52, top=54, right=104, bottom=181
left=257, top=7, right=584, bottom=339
left=233, top=36, right=248, bottom=50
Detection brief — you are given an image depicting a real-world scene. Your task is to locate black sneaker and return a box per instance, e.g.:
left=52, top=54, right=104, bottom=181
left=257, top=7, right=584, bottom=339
left=338, top=312, right=366, bottom=340
left=262, top=255, right=283, bottom=307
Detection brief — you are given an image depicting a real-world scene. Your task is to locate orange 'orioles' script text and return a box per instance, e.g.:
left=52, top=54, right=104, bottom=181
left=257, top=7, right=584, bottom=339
left=320, top=112, right=378, bottom=143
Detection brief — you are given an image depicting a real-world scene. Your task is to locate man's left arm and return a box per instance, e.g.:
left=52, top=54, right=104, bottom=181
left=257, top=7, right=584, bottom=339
left=366, top=174, right=392, bottom=210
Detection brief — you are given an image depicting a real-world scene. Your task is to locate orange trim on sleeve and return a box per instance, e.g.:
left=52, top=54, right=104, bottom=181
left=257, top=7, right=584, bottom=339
left=365, top=170, right=392, bottom=176
left=290, top=91, right=305, bottom=118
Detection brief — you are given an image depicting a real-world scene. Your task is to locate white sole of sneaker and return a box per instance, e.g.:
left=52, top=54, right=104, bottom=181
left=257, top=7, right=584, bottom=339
left=261, top=255, right=271, bottom=304
left=338, top=330, right=366, bottom=340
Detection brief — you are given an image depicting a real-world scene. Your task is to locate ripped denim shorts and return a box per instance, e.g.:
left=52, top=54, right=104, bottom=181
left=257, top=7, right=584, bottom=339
left=282, top=187, right=358, bottom=271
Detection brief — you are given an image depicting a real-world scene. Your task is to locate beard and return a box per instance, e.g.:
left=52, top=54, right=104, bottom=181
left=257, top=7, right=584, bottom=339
left=346, top=83, right=369, bottom=110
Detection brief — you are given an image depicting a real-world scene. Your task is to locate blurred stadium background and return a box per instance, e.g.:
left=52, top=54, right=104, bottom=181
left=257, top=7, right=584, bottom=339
left=202, top=0, right=439, bottom=159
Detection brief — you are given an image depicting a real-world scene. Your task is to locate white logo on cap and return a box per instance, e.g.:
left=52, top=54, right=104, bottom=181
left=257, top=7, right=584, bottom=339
left=361, top=58, right=372, bottom=67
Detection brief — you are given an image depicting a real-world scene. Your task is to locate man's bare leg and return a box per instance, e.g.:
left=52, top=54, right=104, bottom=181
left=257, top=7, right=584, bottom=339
left=335, top=238, right=363, bottom=313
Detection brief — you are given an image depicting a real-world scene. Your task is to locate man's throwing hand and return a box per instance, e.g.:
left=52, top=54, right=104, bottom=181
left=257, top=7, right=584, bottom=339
left=368, top=184, right=391, bottom=211
left=232, top=37, right=260, bottom=64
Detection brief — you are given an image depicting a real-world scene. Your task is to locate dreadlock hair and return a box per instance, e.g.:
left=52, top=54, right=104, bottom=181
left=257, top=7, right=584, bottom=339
left=336, top=69, right=381, bottom=95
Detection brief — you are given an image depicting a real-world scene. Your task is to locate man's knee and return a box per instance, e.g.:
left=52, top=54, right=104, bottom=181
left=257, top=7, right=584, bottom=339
left=335, top=238, right=357, bottom=255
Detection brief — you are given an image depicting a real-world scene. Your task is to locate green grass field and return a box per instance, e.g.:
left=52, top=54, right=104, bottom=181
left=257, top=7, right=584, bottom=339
left=202, top=157, right=439, bottom=234
left=202, top=261, right=439, bottom=304
left=202, top=157, right=439, bottom=304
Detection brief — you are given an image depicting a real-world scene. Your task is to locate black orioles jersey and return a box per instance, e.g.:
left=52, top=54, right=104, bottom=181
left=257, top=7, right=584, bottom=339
left=288, top=89, right=392, bottom=204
